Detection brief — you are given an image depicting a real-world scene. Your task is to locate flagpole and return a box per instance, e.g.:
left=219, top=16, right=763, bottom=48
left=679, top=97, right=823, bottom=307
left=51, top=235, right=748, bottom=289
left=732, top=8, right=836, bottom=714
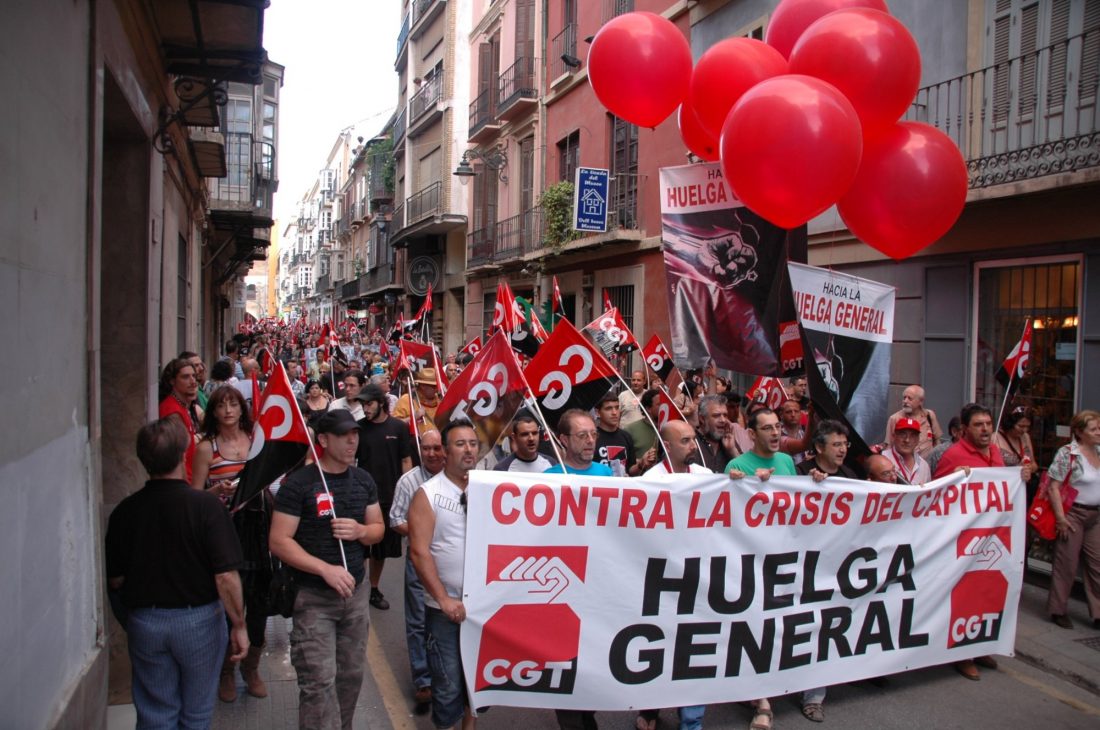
left=406, top=369, right=424, bottom=466
left=610, top=368, right=670, bottom=472
left=996, top=319, right=1030, bottom=430
left=513, top=368, right=568, bottom=468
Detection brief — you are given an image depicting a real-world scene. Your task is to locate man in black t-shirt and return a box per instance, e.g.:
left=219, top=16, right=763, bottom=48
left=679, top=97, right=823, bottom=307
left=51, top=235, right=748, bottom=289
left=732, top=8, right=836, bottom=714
left=796, top=419, right=858, bottom=479
left=595, top=392, right=655, bottom=477
left=270, top=409, right=385, bottom=730
left=353, top=384, right=413, bottom=610
left=106, top=417, right=247, bottom=729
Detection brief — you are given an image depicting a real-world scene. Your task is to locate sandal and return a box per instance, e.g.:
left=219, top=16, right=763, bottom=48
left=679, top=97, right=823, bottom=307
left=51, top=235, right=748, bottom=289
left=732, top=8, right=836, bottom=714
left=750, top=704, right=773, bottom=730
left=635, top=716, right=657, bottom=730
left=802, top=702, right=825, bottom=723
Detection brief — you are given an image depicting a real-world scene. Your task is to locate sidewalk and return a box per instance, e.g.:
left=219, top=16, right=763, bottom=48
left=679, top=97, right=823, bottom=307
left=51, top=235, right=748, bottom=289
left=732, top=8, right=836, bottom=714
left=107, top=575, right=1100, bottom=730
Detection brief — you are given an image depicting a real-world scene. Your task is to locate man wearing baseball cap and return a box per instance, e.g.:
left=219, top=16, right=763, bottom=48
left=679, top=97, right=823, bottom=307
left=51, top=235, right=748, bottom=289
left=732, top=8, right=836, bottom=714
left=269, top=408, right=385, bottom=729
left=881, top=417, right=931, bottom=484
left=393, top=367, right=441, bottom=431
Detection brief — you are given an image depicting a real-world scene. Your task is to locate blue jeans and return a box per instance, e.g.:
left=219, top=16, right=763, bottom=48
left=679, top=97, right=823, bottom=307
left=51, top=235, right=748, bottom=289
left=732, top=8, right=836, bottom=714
left=802, top=686, right=827, bottom=705
left=679, top=705, right=705, bottom=730
left=425, top=607, right=467, bottom=728
left=127, top=601, right=227, bottom=730
left=404, top=555, right=431, bottom=689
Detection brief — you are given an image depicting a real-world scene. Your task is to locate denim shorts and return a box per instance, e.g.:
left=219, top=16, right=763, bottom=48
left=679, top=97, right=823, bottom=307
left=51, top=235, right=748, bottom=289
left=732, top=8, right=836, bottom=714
left=425, top=607, right=467, bottom=728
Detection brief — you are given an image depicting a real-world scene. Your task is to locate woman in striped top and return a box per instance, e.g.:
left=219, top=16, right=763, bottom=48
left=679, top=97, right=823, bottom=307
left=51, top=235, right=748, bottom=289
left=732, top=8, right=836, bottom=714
left=190, top=385, right=272, bottom=702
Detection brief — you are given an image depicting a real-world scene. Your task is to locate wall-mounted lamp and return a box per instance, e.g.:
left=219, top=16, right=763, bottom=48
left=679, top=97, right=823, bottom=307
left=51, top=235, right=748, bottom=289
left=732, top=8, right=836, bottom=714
left=561, top=53, right=582, bottom=69
left=453, top=144, right=509, bottom=182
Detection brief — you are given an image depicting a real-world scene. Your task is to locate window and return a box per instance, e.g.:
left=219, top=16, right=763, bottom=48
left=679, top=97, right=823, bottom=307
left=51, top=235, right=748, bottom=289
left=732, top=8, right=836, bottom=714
left=519, top=136, right=535, bottom=212
left=974, top=256, right=1081, bottom=468
left=610, top=115, right=639, bottom=228
left=558, top=130, right=580, bottom=183
left=226, top=98, right=252, bottom=134
left=483, top=292, right=497, bottom=334
left=177, top=235, right=189, bottom=349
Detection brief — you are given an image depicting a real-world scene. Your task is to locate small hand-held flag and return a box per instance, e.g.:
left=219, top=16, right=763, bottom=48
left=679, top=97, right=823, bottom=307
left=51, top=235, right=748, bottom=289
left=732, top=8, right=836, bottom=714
left=745, top=376, right=789, bottom=411
left=552, top=276, right=565, bottom=317
left=996, top=320, right=1034, bottom=427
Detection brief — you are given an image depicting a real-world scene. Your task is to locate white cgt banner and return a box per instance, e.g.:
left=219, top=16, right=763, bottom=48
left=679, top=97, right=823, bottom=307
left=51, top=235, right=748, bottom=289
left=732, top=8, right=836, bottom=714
left=459, top=469, right=1023, bottom=711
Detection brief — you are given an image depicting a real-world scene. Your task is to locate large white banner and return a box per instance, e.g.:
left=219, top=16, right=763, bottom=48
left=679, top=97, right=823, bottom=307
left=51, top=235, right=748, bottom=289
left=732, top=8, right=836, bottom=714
left=460, top=469, right=1023, bottom=711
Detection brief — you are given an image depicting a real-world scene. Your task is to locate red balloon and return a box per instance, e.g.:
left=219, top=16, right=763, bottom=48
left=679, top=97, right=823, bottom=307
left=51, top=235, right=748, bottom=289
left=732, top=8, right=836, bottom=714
left=588, top=12, right=692, bottom=128
left=721, top=75, right=862, bottom=229
left=689, top=37, right=788, bottom=139
left=790, top=9, right=921, bottom=138
left=765, top=0, right=890, bottom=59
left=838, top=122, right=968, bottom=259
left=678, top=103, right=719, bottom=161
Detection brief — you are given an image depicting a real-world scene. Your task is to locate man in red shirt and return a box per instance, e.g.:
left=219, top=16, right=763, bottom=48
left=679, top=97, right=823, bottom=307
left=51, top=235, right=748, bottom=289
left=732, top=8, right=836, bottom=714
left=932, top=403, right=1004, bottom=681
left=158, top=358, right=201, bottom=481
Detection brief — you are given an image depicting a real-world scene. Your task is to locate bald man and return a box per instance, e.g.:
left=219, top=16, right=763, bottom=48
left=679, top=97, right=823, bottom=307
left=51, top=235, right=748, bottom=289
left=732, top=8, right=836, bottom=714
left=866, top=454, right=899, bottom=484
left=645, top=420, right=712, bottom=476
left=883, top=385, right=942, bottom=458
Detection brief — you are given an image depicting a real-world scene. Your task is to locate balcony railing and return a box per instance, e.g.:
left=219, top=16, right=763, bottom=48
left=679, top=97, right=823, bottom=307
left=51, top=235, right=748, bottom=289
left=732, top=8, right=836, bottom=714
left=209, top=132, right=271, bottom=208
left=497, top=208, right=543, bottom=260
left=498, top=56, right=538, bottom=114
left=392, top=202, right=405, bottom=231
left=551, top=23, right=578, bottom=79
left=315, top=274, right=331, bottom=294
left=410, top=73, right=443, bottom=123
left=393, top=106, right=407, bottom=146
left=906, top=27, right=1100, bottom=189
left=603, top=0, right=634, bottom=24
left=368, top=154, right=394, bottom=200
left=396, top=12, right=410, bottom=60
left=607, top=175, right=641, bottom=231
left=467, top=227, right=497, bottom=268
left=405, top=181, right=443, bottom=226
left=469, top=87, right=498, bottom=138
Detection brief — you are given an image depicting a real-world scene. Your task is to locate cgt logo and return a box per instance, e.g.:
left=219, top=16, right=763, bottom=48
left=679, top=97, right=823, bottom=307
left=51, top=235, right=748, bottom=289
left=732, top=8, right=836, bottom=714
left=476, top=546, right=587, bottom=694
left=539, top=345, right=594, bottom=411
left=947, top=527, right=1011, bottom=648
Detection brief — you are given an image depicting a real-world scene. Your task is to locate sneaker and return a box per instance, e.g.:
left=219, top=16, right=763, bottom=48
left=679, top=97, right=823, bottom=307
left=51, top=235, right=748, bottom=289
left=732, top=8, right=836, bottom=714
left=370, top=588, right=390, bottom=610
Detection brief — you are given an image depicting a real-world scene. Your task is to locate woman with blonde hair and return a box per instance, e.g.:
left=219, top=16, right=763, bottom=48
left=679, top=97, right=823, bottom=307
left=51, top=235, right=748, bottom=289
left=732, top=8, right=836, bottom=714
left=1047, top=409, right=1100, bottom=629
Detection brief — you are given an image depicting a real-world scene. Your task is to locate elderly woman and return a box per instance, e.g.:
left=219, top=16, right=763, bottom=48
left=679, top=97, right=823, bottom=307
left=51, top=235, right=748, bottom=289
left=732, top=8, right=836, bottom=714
left=190, top=386, right=272, bottom=702
left=1047, top=409, right=1100, bottom=630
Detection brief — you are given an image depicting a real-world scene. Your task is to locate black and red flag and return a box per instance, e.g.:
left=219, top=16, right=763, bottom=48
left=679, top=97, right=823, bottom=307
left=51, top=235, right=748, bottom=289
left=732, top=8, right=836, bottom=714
left=231, top=362, right=311, bottom=510
left=582, top=307, right=639, bottom=360
left=642, top=334, right=676, bottom=383
left=525, top=319, right=619, bottom=431
left=493, top=281, right=525, bottom=335
left=552, top=276, right=565, bottom=318
left=434, top=330, right=527, bottom=459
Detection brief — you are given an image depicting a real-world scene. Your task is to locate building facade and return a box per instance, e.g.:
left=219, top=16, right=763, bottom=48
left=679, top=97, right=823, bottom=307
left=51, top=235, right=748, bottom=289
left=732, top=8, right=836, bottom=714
left=1, top=1, right=275, bottom=726
left=693, top=0, right=1100, bottom=467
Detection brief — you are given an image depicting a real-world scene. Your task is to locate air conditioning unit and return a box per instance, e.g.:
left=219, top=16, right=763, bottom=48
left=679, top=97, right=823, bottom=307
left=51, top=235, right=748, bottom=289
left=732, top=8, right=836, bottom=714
left=581, top=274, right=593, bottom=288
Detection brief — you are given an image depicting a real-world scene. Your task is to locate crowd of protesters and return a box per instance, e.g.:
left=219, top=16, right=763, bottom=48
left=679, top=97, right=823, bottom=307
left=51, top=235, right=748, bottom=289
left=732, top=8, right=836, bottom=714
left=103, top=320, right=1100, bottom=730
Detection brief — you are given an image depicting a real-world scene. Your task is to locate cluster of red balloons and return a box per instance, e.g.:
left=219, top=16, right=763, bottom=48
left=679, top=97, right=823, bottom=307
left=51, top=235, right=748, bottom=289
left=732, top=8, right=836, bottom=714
left=587, top=1, right=968, bottom=260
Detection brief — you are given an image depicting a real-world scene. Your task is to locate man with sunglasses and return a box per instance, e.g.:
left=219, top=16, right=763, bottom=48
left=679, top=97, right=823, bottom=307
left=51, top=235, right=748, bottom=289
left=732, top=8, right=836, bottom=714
left=408, top=419, right=480, bottom=729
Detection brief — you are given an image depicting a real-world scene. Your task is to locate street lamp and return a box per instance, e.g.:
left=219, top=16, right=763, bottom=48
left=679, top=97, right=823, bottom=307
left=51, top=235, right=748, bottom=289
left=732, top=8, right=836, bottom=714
left=453, top=144, right=508, bottom=182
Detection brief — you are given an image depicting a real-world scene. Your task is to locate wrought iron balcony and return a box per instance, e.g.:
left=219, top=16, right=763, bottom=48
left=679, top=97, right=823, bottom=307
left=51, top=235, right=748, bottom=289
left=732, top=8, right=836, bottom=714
left=497, top=208, right=543, bottom=261
left=907, top=27, right=1100, bottom=190
left=396, top=12, right=410, bottom=61
left=368, top=153, right=394, bottom=200
left=603, top=0, right=634, bottom=24
left=469, top=87, right=500, bottom=141
left=498, top=56, right=538, bottom=119
left=551, top=23, right=578, bottom=80
left=405, top=181, right=443, bottom=226
left=410, top=72, right=443, bottom=124
left=467, top=226, right=496, bottom=268
left=393, top=106, right=407, bottom=146
left=208, top=132, right=273, bottom=211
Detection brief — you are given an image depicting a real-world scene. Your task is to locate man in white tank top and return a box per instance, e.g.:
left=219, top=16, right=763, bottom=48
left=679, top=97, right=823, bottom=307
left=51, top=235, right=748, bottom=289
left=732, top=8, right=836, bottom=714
left=408, top=419, right=480, bottom=729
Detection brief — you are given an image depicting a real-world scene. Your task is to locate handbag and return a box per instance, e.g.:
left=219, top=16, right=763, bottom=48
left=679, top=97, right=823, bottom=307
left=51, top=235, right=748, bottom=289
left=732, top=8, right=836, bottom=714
left=264, top=559, right=297, bottom=618
left=1027, top=453, right=1078, bottom=540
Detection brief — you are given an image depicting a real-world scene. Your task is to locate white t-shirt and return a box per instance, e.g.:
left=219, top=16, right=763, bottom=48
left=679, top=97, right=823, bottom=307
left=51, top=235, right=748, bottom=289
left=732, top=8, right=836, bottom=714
left=644, top=462, right=713, bottom=476
left=328, top=396, right=365, bottom=422
left=419, top=474, right=466, bottom=609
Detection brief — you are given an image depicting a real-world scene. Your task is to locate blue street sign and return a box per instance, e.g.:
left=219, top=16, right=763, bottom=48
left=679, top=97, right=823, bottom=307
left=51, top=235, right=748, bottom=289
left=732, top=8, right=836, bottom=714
left=573, top=167, right=609, bottom=233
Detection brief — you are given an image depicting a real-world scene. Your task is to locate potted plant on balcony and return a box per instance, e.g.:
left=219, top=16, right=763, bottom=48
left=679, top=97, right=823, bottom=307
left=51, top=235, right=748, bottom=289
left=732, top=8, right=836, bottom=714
left=539, top=181, right=581, bottom=255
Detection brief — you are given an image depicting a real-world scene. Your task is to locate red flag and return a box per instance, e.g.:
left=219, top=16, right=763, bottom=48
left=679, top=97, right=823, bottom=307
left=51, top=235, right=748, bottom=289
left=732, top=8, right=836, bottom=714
left=460, top=336, right=483, bottom=357
left=528, top=307, right=549, bottom=343
left=642, top=334, right=676, bottom=382
left=602, top=288, right=613, bottom=313
left=493, top=281, right=524, bottom=335
left=256, top=347, right=275, bottom=378
left=415, top=284, right=434, bottom=321
left=583, top=307, right=639, bottom=357
left=435, top=330, right=527, bottom=458
left=231, top=362, right=310, bottom=510
left=317, top=322, right=332, bottom=347
left=397, top=340, right=434, bottom=376
left=746, top=376, right=789, bottom=411
left=996, top=320, right=1033, bottom=390
left=525, top=319, right=619, bottom=430
left=654, top=389, right=686, bottom=429
left=552, top=276, right=564, bottom=316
